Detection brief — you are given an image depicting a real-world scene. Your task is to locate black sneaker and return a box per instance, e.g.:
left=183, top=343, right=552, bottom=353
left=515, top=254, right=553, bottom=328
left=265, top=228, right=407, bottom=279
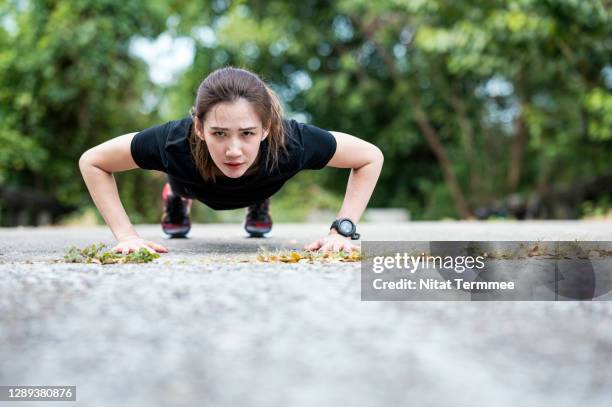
left=161, top=183, right=192, bottom=238
left=245, top=198, right=272, bottom=237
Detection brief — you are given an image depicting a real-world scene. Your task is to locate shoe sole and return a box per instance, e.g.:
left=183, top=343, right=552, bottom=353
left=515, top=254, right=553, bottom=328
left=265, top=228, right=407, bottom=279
left=245, top=226, right=272, bottom=238
left=163, top=233, right=190, bottom=239
left=161, top=227, right=191, bottom=239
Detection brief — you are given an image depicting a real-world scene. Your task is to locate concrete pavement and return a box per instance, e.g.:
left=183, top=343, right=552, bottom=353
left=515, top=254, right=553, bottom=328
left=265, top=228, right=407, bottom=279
left=1, top=221, right=612, bottom=407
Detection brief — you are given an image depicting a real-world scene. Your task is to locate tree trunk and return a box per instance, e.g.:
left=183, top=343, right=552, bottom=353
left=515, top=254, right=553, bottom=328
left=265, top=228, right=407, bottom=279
left=507, top=104, right=527, bottom=191
left=411, top=106, right=473, bottom=218
left=449, top=96, right=481, bottom=197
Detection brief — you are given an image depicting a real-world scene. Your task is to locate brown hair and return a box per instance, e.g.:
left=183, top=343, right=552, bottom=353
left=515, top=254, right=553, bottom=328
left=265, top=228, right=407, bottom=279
left=188, top=66, right=287, bottom=182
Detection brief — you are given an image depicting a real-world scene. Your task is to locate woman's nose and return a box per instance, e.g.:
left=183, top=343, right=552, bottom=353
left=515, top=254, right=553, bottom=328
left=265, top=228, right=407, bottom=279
left=226, top=140, right=242, bottom=157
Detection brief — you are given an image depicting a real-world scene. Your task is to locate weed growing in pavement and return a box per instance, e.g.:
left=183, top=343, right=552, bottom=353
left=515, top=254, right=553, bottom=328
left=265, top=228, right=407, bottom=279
left=256, top=247, right=361, bottom=263
left=62, top=244, right=361, bottom=265
left=64, top=243, right=160, bottom=264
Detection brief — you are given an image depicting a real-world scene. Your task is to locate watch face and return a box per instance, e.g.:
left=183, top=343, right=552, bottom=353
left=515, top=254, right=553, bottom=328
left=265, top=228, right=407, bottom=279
left=338, top=220, right=353, bottom=234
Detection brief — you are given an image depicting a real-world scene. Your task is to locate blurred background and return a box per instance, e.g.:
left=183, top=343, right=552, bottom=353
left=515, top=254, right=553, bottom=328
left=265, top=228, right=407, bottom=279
left=0, top=0, right=610, bottom=227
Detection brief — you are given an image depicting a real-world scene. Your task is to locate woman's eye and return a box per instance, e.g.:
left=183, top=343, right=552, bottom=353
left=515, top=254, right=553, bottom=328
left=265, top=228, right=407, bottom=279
left=243, top=131, right=254, bottom=136
left=213, top=131, right=225, bottom=137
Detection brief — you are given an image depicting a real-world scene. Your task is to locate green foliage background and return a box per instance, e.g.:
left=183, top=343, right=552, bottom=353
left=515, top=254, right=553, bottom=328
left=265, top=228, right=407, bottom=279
left=0, top=0, right=610, bottom=224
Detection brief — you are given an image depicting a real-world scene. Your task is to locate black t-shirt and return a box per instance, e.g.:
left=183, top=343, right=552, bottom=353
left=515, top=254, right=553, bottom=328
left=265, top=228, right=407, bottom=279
left=130, top=117, right=337, bottom=210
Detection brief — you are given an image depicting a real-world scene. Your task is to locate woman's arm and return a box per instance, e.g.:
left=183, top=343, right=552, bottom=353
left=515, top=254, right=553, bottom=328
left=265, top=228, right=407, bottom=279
left=326, top=130, right=384, bottom=224
left=79, top=133, right=168, bottom=254
left=305, top=131, right=384, bottom=252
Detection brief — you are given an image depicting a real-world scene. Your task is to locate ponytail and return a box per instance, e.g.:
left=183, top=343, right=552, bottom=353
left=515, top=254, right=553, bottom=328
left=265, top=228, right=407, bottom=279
left=263, top=84, right=288, bottom=173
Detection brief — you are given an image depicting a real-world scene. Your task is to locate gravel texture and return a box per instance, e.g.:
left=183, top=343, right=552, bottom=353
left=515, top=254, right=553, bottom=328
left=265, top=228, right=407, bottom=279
left=1, top=221, right=612, bottom=407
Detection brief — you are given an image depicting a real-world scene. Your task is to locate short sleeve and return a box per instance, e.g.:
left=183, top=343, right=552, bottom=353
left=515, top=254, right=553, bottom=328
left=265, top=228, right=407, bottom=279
left=130, top=121, right=171, bottom=172
left=296, top=122, right=337, bottom=170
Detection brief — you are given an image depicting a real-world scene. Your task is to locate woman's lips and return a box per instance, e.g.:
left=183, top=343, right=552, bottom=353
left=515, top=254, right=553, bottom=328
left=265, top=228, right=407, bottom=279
left=225, top=162, right=243, bottom=168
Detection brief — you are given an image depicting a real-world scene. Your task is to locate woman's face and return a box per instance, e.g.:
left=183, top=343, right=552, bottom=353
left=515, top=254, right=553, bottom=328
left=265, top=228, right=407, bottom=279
left=194, top=98, right=269, bottom=178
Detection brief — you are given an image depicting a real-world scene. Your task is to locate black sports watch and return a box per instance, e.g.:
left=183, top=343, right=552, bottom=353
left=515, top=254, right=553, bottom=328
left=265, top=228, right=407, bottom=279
left=330, top=218, right=360, bottom=240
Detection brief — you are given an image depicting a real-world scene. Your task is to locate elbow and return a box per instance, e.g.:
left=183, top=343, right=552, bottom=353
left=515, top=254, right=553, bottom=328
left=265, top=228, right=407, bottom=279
left=372, top=146, right=384, bottom=166
left=79, top=150, right=97, bottom=174
left=78, top=152, right=89, bottom=173
left=355, top=146, right=384, bottom=171
left=79, top=150, right=91, bottom=174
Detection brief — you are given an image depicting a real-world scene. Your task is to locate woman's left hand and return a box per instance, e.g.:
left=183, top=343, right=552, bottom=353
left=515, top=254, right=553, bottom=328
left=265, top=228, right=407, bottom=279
left=304, top=231, right=360, bottom=252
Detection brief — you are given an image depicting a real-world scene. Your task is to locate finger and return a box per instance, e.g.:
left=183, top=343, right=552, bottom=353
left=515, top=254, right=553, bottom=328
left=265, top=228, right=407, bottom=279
left=134, top=243, right=158, bottom=255
left=320, top=243, right=333, bottom=253
left=304, top=240, right=322, bottom=251
left=328, top=241, right=340, bottom=252
left=342, top=243, right=354, bottom=252
left=139, top=245, right=156, bottom=255
left=339, top=243, right=352, bottom=253
left=113, top=244, right=127, bottom=253
left=147, top=242, right=168, bottom=253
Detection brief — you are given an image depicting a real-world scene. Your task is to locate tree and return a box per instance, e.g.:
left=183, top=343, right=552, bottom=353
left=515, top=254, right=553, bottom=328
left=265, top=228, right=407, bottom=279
left=0, top=0, right=168, bottom=225
left=2, top=0, right=610, bottom=223
left=166, top=0, right=611, bottom=219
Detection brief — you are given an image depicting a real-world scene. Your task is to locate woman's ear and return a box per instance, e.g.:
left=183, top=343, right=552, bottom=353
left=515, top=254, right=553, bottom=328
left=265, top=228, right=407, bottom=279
left=262, top=128, right=270, bottom=141
left=193, top=116, right=205, bottom=141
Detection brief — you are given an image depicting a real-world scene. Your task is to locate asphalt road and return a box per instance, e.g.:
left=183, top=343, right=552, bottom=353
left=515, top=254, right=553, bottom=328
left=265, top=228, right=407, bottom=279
left=1, top=221, right=612, bottom=407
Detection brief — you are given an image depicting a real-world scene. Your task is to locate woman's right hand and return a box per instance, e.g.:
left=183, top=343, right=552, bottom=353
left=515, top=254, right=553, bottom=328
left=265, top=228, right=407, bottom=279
left=112, top=235, right=169, bottom=255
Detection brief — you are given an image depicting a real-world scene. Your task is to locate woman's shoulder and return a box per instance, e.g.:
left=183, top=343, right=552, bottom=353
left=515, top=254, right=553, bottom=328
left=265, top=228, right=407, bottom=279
left=281, top=118, right=333, bottom=145
left=281, top=118, right=322, bottom=152
left=155, top=116, right=194, bottom=163
left=280, top=118, right=302, bottom=149
left=279, top=118, right=337, bottom=171
left=161, top=117, right=197, bottom=176
left=165, top=117, right=193, bottom=147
